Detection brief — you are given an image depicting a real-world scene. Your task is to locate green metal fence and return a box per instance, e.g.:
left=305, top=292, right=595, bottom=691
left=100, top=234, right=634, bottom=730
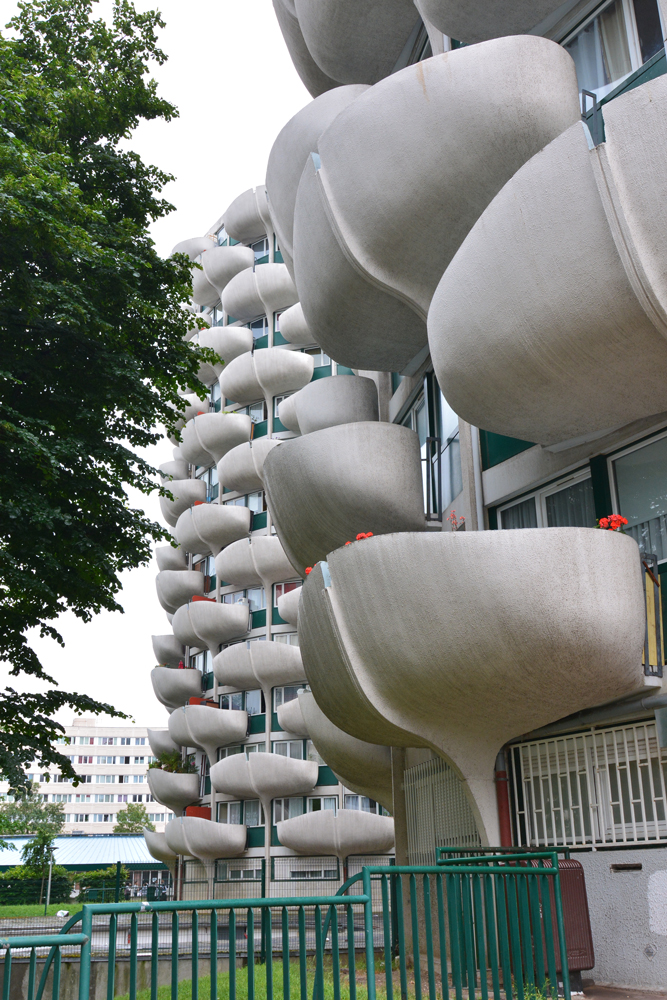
left=0, top=855, right=570, bottom=1000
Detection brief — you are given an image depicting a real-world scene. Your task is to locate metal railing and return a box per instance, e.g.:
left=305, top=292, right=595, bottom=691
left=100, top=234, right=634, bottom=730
left=0, top=856, right=571, bottom=1000
left=641, top=553, right=664, bottom=678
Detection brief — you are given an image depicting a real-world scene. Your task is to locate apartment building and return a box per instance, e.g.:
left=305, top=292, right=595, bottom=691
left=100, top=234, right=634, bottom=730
left=144, top=0, right=667, bottom=985
left=27, top=718, right=172, bottom=835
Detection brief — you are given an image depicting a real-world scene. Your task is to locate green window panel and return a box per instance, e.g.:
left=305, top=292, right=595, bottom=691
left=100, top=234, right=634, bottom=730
left=271, top=825, right=281, bottom=847
left=479, top=429, right=535, bottom=470
left=274, top=249, right=284, bottom=264
left=317, top=765, right=338, bottom=787
left=273, top=415, right=288, bottom=434
left=204, top=672, right=215, bottom=692
left=248, top=713, right=266, bottom=735
left=246, top=826, right=265, bottom=848
left=311, top=365, right=332, bottom=381
left=273, top=330, right=288, bottom=346
left=253, top=334, right=269, bottom=350
left=251, top=609, right=267, bottom=629
left=271, top=712, right=283, bottom=733
left=252, top=419, right=268, bottom=439
left=255, top=254, right=269, bottom=266
left=204, top=777, right=211, bottom=795
left=251, top=511, right=268, bottom=531
left=272, top=606, right=288, bottom=626
left=337, top=365, right=355, bottom=376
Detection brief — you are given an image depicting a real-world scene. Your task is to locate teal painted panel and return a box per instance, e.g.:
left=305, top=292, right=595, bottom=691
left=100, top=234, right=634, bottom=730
left=205, top=777, right=211, bottom=795
left=253, top=420, right=268, bottom=439
left=337, top=366, right=355, bottom=377
left=271, top=825, right=281, bottom=847
left=248, top=713, right=266, bottom=735
left=229, top=238, right=240, bottom=246
left=273, top=415, right=288, bottom=433
left=311, top=365, right=332, bottom=381
left=247, top=826, right=265, bottom=848
left=251, top=609, right=267, bottom=629
left=204, top=672, right=215, bottom=691
left=274, top=249, right=284, bottom=264
left=273, top=331, right=288, bottom=346
left=317, top=765, right=338, bottom=787
left=479, top=429, right=534, bottom=471
left=271, top=711, right=283, bottom=733
left=255, top=254, right=269, bottom=265
left=254, top=334, right=269, bottom=350
left=272, top=606, right=287, bottom=626
left=391, top=373, right=404, bottom=393
left=251, top=511, right=268, bottom=530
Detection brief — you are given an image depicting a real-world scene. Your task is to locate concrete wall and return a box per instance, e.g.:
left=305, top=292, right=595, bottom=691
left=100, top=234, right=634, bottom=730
left=576, top=846, right=667, bottom=990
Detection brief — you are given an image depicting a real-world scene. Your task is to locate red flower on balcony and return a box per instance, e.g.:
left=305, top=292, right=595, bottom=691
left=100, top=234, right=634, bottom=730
left=305, top=567, right=313, bottom=575
left=355, top=532, right=374, bottom=540
left=598, top=514, right=628, bottom=531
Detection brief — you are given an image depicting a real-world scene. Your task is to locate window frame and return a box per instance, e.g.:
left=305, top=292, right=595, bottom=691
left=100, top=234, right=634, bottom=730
left=497, top=468, right=595, bottom=529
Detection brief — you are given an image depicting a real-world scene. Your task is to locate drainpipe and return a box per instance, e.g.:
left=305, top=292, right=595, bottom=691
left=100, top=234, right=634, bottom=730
left=514, top=692, right=667, bottom=743
left=494, top=751, right=513, bottom=847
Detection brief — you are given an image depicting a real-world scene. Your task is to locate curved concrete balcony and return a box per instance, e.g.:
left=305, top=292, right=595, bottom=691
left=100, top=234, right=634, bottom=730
left=155, top=545, right=188, bottom=572
left=272, top=0, right=339, bottom=98
left=266, top=85, right=368, bottom=273
left=280, top=0, right=419, bottom=87
left=147, top=768, right=200, bottom=813
left=173, top=394, right=210, bottom=437
left=143, top=830, right=179, bottom=868
left=159, top=456, right=189, bottom=482
left=152, top=635, right=185, bottom=668
left=198, top=326, right=254, bottom=367
left=276, top=696, right=307, bottom=736
left=218, top=439, right=280, bottom=494
left=224, top=186, right=272, bottom=244
left=262, top=422, right=426, bottom=570
left=277, top=809, right=394, bottom=858
left=151, top=667, right=203, bottom=710
left=219, top=348, right=313, bottom=408
left=429, top=76, right=667, bottom=447
left=172, top=236, right=215, bottom=260
left=175, top=504, right=251, bottom=558
left=172, top=600, right=250, bottom=652
left=147, top=728, right=180, bottom=758
left=276, top=587, right=300, bottom=627
left=155, top=570, right=206, bottom=615
left=179, top=412, right=252, bottom=467
left=192, top=266, right=220, bottom=309
left=278, top=375, right=378, bottom=436
left=165, top=817, right=246, bottom=861
left=221, top=264, right=299, bottom=326
left=210, top=751, right=318, bottom=807
left=292, top=37, right=579, bottom=372
left=159, top=479, right=207, bottom=528
left=202, top=244, right=255, bottom=297
left=299, top=693, right=393, bottom=811
left=415, top=0, right=563, bottom=43
left=216, top=536, right=296, bottom=590
left=277, top=303, right=315, bottom=346
left=214, top=640, right=306, bottom=694
left=299, top=530, right=647, bottom=844
left=168, top=704, right=248, bottom=762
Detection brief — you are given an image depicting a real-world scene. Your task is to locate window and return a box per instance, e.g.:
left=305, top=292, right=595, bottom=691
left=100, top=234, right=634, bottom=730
left=273, top=393, right=293, bottom=418
left=218, top=745, right=243, bottom=760
left=273, top=797, right=304, bottom=823
left=273, top=685, right=306, bottom=710
left=94, top=794, right=114, bottom=803
left=98, top=737, right=116, bottom=745
left=222, top=587, right=265, bottom=612
left=223, top=491, right=266, bottom=513
left=193, top=556, right=216, bottom=593
left=274, top=312, right=282, bottom=333
left=273, top=633, right=299, bottom=646
left=244, top=800, right=264, bottom=826
left=274, top=582, right=301, bottom=606
left=93, top=814, right=113, bottom=823
left=119, top=738, right=131, bottom=746
left=135, top=738, right=147, bottom=746
left=563, top=0, right=664, bottom=100
left=133, top=757, right=145, bottom=764
left=245, top=742, right=266, bottom=755
left=78, top=756, right=93, bottom=764
left=190, top=650, right=213, bottom=673
left=308, top=796, right=338, bottom=814
left=273, top=740, right=304, bottom=759
left=79, top=737, right=94, bottom=745
left=96, top=775, right=116, bottom=783
left=195, top=465, right=219, bottom=502
left=304, top=347, right=330, bottom=368
left=499, top=472, right=596, bottom=530
left=219, top=693, right=244, bottom=711
left=118, top=795, right=128, bottom=803
left=95, top=756, right=115, bottom=764
left=612, top=433, right=667, bottom=561
left=245, top=689, right=265, bottom=716
left=439, top=393, right=463, bottom=509
left=306, top=740, right=325, bottom=765
left=344, top=795, right=385, bottom=815
left=248, top=315, right=269, bottom=340
left=67, top=814, right=89, bottom=823
left=250, top=238, right=269, bottom=263
left=217, top=801, right=242, bottom=824
left=210, top=381, right=221, bottom=412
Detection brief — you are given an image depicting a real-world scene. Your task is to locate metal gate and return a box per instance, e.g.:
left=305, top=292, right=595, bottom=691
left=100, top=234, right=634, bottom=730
left=404, top=757, right=481, bottom=863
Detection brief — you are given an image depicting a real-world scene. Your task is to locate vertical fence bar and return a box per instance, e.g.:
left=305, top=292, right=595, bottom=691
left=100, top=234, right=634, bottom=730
left=494, top=876, right=512, bottom=1000
left=506, top=873, right=524, bottom=1000
left=79, top=906, right=93, bottom=1000
left=229, top=909, right=237, bottom=1000
left=447, top=874, right=463, bottom=1000
left=171, top=910, right=179, bottom=1000
left=265, top=907, right=274, bottom=1000
left=363, top=869, right=377, bottom=1000
left=107, top=913, right=117, bottom=1000
left=314, top=904, right=324, bottom=1000
left=52, top=949, right=61, bottom=1000
left=331, top=904, right=341, bottom=1000
left=527, top=872, right=545, bottom=989
left=472, top=874, right=488, bottom=1000
left=210, top=906, right=218, bottom=1000
left=482, top=875, right=500, bottom=1000
left=436, top=873, right=450, bottom=1000
left=516, top=871, right=534, bottom=990
left=552, top=870, right=571, bottom=1000
left=151, top=912, right=159, bottom=1000
left=423, top=875, right=437, bottom=1000
left=409, top=874, right=422, bottom=1000
left=27, top=947, right=37, bottom=1000
left=299, top=906, right=307, bottom=1000
left=460, top=874, right=477, bottom=1000
left=539, top=874, right=558, bottom=998
left=394, top=874, right=408, bottom=1000
left=191, top=909, right=199, bottom=1000
left=281, top=907, right=290, bottom=1000
left=1, top=948, right=10, bottom=1000
left=347, top=902, right=357, bottom=1000
left=248, top=907, right=255, bottom=1000
left=381, top=876, right=394, bottom=1000
left=129, top=912, right=138, bottom=1000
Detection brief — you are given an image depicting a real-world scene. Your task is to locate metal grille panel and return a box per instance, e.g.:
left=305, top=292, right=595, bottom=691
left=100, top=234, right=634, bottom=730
left=404, top=757, right=481, bottom=864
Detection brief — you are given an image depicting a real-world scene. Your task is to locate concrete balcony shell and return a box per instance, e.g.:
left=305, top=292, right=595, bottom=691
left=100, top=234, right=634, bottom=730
left=147, top=768, right=200, bottom=813
left=165, top=817, right=246, bottom=861
left=192, top=267, right=220, bottom=309
left=216, top=536, right=296, bottom=590
left=147, top=728, right=180, bottom=758
left=299, top=693, right=393, bottom=811
left=155, top=570, right=206, bottom=615
left=198, top=327, right=254, bottom=368
left=172, top=237, right=215, bottom=260
left=175, top=504, right=251, bottom=558
left=155, top=545, right=188, bottom=573
left=414, top=0, right=564, bottom=43
left=143, top=830, right=179, bottom=871
left=262, top=422, right=426, bottom=571
left=276, top=587, right=300, bottom=628
left=277, top=809, right=394, bottom=858
left=210, top=752, right=318, bottom=818
left=271, top=0, right=339, bottom=98
left=266, top=85, right=368, bottom=274
left=292, top=37, right=580, bottom=372
left=218, top=439, right=280, bottom=494
left=219, top=348, right=313, bottom=408
left=151, top=667, right=203, bottom=710
left=429, top=77, right=667, bottom=447
left=172, top=600, right=250, bottom=652
left=221, top=264, right=299, bottom=326
left=299, top=530, right=647, bottom=844
left=201, top=244, right=255, bottom=298
left=152, top=635, right=185, bottom=668
left=277, top=375, right=378, bottom=436
left=277, top=303, right=315, bottom=346
left=159, top=479, right=207, bottom=528
left=223, top=186, right=273, bottom=244
left=168, top=705, right=248, bottom=763
left=276, top=696, right=307, bottom=736
left=214, top=641, right=306, bottom=699
left=159, top=456, right=189, bottom=483
left=179, top=412, right=252, bottom=467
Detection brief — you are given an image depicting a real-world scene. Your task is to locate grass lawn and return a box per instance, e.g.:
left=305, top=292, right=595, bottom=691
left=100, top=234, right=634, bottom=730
left=0, top=902, right=83, bottom=919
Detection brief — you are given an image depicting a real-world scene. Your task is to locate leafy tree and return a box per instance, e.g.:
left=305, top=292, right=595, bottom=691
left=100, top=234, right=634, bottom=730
left=148, top=750, right=197, bottom=774
left=20, top=829, right=56, bottom=869
left=114, top=803, right=154, bottom=833
left=81, top=864, right=129, bottom=889
left=0, top=0, right=210, bottom=793
left=0, top=783, right=65, bottom=836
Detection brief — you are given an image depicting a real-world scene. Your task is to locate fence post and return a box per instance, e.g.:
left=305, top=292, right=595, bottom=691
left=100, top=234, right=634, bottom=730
left=362, top=868, right=377, bottom=1000
left=78, top=906, right=93, bottom=1000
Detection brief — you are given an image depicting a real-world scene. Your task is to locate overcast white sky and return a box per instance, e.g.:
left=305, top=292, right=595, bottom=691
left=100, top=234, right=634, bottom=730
left=0, top=1, right=311, bottom=730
